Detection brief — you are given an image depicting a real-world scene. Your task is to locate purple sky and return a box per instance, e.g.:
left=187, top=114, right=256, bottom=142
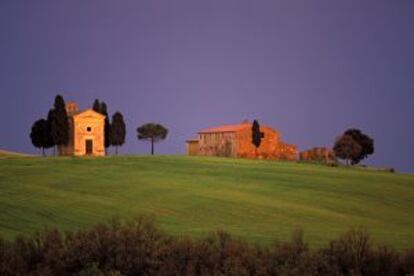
left=1, top=0, right=413, bottom=172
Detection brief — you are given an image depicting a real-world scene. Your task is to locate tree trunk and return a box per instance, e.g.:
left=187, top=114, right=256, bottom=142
left=42, top=148, right=45, bottom=157
left=53, top=146, right=56, bottom=156
left=151, top=138, right=154, bottom=155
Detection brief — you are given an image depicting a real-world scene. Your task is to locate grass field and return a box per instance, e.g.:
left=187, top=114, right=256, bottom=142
left=0, top=149, right=31, bottom=157
left=0, top=155, right=413, bottom=249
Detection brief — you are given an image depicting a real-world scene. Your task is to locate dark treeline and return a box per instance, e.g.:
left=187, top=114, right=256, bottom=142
left=0, top=216, right=412, bottom=276
left=30, top=94, right=171, bottom=156
left=30, top=95, right=70, bottom=156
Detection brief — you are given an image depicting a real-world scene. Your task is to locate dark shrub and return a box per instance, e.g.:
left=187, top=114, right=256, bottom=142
left=1, top=218, right=413, bottom=275
left=368, top=245, right=403, bottom=275
left=402, top=248, right=414, bottom=275
left=266, top=229, right=317, bottom=275
left=65, top=215, right=165, bottom=275
left=320, top=228, right=376, bottom=275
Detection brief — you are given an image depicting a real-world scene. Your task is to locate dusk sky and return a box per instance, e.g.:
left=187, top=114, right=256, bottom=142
left=1, top=0, right=413, bottom=172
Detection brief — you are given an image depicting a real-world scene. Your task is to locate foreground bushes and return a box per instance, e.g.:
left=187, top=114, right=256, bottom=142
left=0, top=216, right=413, bottom=275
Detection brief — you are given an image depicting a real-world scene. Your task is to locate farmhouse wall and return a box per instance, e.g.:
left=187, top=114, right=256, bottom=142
left=198, top=132, right=236, bottom=157
left=186, top=121, right=298, bottom=161
left=186, top=140, right=199, bottom=156
left=235, top=126, right=282, bottom=159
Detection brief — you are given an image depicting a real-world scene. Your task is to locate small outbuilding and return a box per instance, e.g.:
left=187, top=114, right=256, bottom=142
left=185, top=139, right=199, bottom=156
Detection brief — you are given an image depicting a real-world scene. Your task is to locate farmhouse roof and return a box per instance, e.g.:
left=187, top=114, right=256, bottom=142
left=198, top=121, right=251, bottom=134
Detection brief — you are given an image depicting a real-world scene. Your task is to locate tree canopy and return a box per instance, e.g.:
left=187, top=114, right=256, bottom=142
left=30, top=119, right=49, bottom=156
left=51, top=95, right=69, bottom=147
left=333, top=134, right=362, bottom=165
left=99, top=102, right=111, bottom=149
left=44, top=109, right=55, bottom=151
left=110, top=112, right=126, bottom=155
left=92, top=99, right=101, bottom=113
left=344, top=129, right=374, bottom=164
left=137, top=123, right=168, bottom=155
left=333, top=128, right=374, bottom=165
left=92, top=99, right=111, bottom=150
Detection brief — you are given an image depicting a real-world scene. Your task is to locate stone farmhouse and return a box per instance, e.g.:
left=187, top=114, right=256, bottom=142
left=58, top=102, right=105, bottom=156
left=186, top=120, right=298, bottom=160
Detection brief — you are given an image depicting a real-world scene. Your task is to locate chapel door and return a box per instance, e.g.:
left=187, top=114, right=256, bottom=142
left=85, top=139, right=93, bottom=155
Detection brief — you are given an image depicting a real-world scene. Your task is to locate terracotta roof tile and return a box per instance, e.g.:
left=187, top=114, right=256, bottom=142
left=198, top=123, right=250, bottom=134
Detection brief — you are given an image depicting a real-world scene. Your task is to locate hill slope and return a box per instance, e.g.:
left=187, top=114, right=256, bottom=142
left=0, top=156, right=413, bottom=248
left=0, top=149, right=31, bottom=157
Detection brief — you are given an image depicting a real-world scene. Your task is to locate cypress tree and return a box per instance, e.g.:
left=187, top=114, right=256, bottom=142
left=251, top=120, right=263, bottom=156
left=110, top=112, right=126, bottom=155
left=92, top=99, right=101, bottom=113
left=99, top=102, right=111, bottom=151
left=51, top=95, right=69, bottom=153
left=45, top=109, right=56, bottom=155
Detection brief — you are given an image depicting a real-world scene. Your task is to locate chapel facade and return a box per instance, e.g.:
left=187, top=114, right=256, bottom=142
left=58, top=102, right=106, bottom=156
left=186, top=121, right=298, bottom=160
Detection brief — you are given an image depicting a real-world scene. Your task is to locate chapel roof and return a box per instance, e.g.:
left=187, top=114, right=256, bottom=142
left=71, top=108, right=105, bottom=118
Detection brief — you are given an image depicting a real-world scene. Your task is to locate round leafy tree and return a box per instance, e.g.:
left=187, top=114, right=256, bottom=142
left=333, top=134, right=362, bottom=166
left=30, top=119, right=49, bottom=156
left=344, top=129, right=374, bottom=165
left=137, top=123, right=168, bottom=155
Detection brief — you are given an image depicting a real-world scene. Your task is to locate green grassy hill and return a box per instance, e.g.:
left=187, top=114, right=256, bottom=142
left=0, top=155, right=413, bottom=248
left=0, top=149, right=31, bottom=157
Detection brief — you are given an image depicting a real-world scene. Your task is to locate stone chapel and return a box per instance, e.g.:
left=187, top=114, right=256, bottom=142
left=58, top=102, right=105, bottom=156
